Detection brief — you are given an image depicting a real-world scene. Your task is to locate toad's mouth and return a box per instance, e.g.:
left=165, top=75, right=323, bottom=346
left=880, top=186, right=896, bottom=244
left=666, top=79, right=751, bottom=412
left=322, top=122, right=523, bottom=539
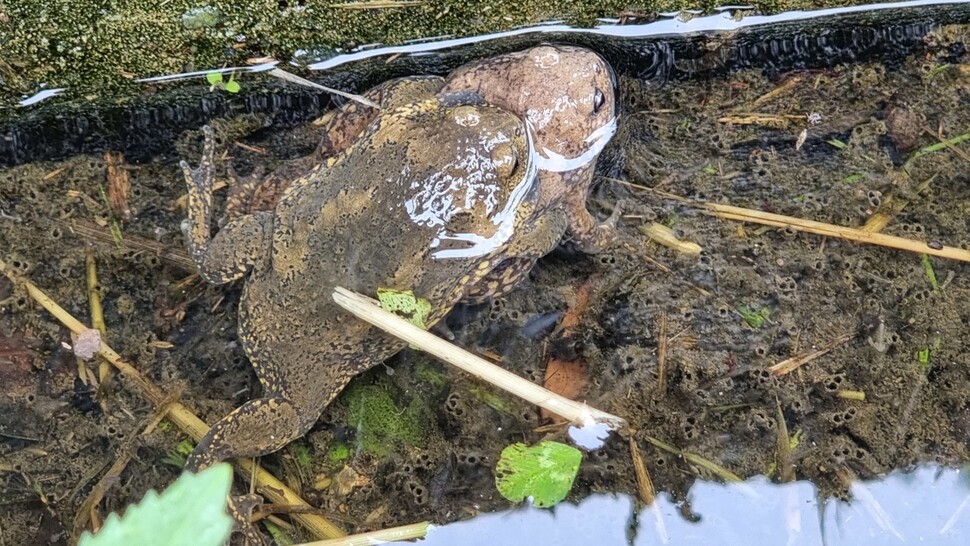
left=529, top=116, right=618, bottom=173
left=430, top=129, right=540, bottom=260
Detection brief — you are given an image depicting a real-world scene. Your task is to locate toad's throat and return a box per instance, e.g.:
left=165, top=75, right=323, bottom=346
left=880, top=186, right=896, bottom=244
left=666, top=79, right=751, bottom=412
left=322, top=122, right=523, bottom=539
left=530, top=116, right=618, bottom=173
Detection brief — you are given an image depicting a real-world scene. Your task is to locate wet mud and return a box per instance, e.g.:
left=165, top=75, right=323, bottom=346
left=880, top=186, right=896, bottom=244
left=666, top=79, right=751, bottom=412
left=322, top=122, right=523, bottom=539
left=2, top=23, right=969, bottom=546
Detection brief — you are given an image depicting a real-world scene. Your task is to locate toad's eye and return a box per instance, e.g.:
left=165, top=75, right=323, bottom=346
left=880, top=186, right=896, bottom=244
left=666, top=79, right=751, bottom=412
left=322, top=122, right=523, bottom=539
left=593, top=88, right=606, bottom=114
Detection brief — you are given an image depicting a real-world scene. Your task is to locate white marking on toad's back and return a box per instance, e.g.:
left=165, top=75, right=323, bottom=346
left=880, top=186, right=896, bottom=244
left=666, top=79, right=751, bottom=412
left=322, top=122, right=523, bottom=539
left=428, top=130, right=539, bottom=260
left=454, top=110, right=480, bottom=127
left=534, top=49, right=560, bottom=69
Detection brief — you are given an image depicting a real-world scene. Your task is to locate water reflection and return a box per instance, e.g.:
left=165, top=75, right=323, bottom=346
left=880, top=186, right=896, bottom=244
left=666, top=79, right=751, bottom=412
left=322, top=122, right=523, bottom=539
left=420, top=465, right=968, bottom=545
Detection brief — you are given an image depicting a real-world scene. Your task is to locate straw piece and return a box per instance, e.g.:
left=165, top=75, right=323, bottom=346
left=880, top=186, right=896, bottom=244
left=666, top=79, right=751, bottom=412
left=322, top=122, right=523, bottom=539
left=332, top=287, right=626, bottom=430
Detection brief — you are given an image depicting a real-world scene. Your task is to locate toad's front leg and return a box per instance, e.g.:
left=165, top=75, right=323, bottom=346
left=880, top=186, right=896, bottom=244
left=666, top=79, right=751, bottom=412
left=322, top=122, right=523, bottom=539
left=462, top=208, right=568, bottom=303
left=180, top=125, right=273, bottom=284
left=559, top=166, right=621, bottom=254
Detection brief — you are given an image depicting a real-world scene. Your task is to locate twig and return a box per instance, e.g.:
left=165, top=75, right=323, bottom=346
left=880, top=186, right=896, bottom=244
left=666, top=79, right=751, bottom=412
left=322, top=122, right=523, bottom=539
left=641, top=434, right=743, bottom=482
left=612, top=178, right=970, bottom=262
left=295, top=521, right=430, bottom=546
left=773, top=398, right=795, bottom=483
left=861, top=173, right=936, bottom=233
left=332, top=287, right=626, bottom=430
left=656, top=311, right=667, bottom=396
left=907, top=130, right=970, bottom=163
left=267, top=68, right=379, bottom=109
left=72, top=430, right=138, bottom=537
left=329, top=0, right=423, bottom=8
left=85, top=253, right=113, bottom=396
left=70, top=219, right=197, bottom=272
left=104, top=151, right=132, bottom=221
left=705, top=203, right=970, bottom=262
left=836, top=390, right=866, bottom=401
left=0, top=258, right=345, bottom=541
left=751, top=76, right=804, bottom=108
left=768, top=332, right=855, bottom=376
left=629, top=437, right=656, bottom=505
left=638, top=222, right=702, bottom=254
left=717, top=112, right=806, bottom=128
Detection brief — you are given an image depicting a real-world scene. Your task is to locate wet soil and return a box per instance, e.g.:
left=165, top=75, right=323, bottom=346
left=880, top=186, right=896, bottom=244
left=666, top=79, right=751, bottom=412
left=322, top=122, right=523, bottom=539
left=2, top=24, right=970, bottom=546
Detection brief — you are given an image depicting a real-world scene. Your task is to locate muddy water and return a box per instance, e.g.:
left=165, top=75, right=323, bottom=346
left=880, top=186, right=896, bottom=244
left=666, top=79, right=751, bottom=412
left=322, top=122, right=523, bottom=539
left=1, top=5, right=969, bottom=545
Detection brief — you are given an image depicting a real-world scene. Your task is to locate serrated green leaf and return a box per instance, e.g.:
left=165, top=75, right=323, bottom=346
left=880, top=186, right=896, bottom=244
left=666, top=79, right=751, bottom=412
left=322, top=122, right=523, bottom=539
left=205, top=71, right=223, bottom=85
left=224, top=79, right=241, bottom=93
left=376, top=288, right=432, bottom=330
left=78, top=464, right=233, bottom=546
left=495, top=441, right=582, bottom=508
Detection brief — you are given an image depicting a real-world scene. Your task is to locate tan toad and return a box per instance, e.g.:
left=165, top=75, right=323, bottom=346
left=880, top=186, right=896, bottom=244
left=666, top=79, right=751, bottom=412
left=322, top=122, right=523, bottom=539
left=180, top=94, right=564, bottom=472
left=227, top=45, right=618, bottom=297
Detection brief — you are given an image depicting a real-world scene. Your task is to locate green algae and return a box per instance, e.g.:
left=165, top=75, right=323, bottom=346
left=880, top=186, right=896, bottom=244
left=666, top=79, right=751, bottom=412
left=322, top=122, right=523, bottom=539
left=325, top=441, right=352, bottom=467
left=342, top=383, right=425, bottom=458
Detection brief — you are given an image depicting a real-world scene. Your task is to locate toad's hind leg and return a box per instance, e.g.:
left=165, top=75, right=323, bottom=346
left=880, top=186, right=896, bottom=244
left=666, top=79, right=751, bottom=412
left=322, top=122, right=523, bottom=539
left=186, top=395, right=319, bottom=472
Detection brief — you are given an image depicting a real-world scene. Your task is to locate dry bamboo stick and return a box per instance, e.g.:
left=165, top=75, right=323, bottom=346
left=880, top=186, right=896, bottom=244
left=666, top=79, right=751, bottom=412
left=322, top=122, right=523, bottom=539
left=332, top=287, right=627, bottom=431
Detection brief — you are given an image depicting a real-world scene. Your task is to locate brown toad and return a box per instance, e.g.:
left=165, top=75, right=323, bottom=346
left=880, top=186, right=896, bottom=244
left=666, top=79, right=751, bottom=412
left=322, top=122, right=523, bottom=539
left=180, top=94, right=564, bottom=472
left=441, top=44, right=618, bottom=253
left=227, top=45, right=617, bottom=297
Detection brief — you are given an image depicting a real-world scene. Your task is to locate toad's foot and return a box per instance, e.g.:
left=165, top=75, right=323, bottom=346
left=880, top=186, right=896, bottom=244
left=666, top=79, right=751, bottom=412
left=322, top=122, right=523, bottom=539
left=180, top=126, right=274, bottom=284
left=180, top=125, right=217, bottom=267
left=463, top=209, right=568, bottom=303
left=186, top=395, right=319, bottom=545
left=227, top=494, right=267, bottom=546
left=564, top=192, right=621, bottom=254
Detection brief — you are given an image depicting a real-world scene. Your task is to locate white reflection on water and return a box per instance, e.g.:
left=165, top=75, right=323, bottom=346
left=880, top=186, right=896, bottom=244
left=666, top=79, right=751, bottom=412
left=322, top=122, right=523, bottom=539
left=418, top=465, right=969, bottom=545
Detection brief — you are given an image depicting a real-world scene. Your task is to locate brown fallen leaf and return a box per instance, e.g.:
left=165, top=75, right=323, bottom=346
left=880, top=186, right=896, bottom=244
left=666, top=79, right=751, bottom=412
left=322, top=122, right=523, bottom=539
left=540, top=277, right=598, bottom=422
left=540, top=358, right=589, bottom=423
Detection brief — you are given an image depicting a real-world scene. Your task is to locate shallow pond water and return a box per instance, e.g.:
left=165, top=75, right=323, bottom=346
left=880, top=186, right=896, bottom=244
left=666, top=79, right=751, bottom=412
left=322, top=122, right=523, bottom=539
left=1, top=2, right=969, bottom=544
left=423, top=465, right=969, bottom=545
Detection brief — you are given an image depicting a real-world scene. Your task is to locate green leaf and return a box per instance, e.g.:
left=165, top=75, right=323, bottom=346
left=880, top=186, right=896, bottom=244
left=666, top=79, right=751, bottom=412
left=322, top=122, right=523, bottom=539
left=377, top=288, right=432, bottom=330
left=263, top=520, right=294, bottom=545
left=224, top=79, right=241, bottom=93
left=916, top=348, right=931, bottom=368
left=737, top=304, right=770, bottom=329
left=159, top=439, right=195, bottom=468
left=78, top=464, right=233, bottom=546
left=826, top=139, right=847, bottom=150
left=495, top=441, right=582, bottom=508
left=205, top=71, right=223, bottom=85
